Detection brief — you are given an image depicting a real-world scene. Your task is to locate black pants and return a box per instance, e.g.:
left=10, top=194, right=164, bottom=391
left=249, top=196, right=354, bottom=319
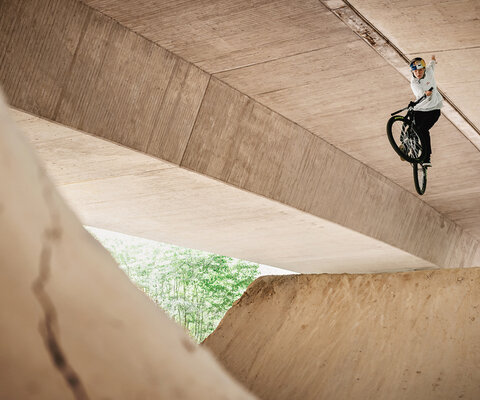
left=413, top=109, right=441, bottom=161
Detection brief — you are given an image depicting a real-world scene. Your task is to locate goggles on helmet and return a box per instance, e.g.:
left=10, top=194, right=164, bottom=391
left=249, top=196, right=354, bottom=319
left=410, top=58, right=426, bottom=71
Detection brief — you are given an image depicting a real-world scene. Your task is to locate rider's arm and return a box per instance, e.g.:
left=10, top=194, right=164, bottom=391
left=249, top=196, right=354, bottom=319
left=425, top=55, right=437, bottom=96
left=410, top=78, right=425, bottom=101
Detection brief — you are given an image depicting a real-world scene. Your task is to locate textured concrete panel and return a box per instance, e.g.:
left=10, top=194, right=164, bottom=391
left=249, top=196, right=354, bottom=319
left=204, top=268, right=480, bottom=400
left=0, top=0, right=210, bottom=164
left=427, top=47, right=480, bottom=130
left=55, top=9, right=210, bottom=163
left=0, top=93, right=255, bottom=399
left=146, top=61, right=211, bottom=163
left=347, top=0, right=480, bottom=53
left=215, top=40, right=402, bottom=152
left=0, top=0, right=89, bottom=119
left=182, top=78, right=480, bottom=268
left=83, top=0, right=357, bottom=74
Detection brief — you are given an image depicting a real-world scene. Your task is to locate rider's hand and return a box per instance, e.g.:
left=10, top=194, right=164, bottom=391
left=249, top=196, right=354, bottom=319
left=431, top=55, right=436, bottom=62
left=425, top=90, right=433, bottom=97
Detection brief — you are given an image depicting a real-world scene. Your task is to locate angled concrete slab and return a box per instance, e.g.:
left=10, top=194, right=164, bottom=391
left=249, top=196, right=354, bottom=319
left=14, top=107, right=439, bottom=273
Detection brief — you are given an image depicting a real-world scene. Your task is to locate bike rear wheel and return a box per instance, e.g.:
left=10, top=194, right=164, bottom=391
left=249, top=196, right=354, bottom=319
left=413, top=163, right=427, bottom=195
left=386, top=116, right=426, bottom=163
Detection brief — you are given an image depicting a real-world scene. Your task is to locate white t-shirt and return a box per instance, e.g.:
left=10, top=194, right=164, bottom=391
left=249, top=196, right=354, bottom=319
left=410, top=61, right=443, bottom=111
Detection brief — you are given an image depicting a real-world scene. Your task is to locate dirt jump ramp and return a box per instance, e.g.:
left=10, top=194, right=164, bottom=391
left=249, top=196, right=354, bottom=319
left=204, top=269, right=480, bottom=400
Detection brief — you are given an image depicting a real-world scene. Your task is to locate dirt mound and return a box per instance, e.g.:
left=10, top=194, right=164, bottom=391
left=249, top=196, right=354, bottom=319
left=204, top=269, right=480, bottom=400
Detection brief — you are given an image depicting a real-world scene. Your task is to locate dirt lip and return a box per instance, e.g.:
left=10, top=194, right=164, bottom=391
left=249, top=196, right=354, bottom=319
left=204, top=268, right=480, bottom=400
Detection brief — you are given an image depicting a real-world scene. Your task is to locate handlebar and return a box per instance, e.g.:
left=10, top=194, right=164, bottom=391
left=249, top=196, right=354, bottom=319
left=390, top=87, right=434, bottom=116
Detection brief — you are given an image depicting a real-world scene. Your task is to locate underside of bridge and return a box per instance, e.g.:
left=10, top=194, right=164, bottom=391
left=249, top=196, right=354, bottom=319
left=2, top=1, right=480, bottom=399
left=1, top=0, right=479, bottom=272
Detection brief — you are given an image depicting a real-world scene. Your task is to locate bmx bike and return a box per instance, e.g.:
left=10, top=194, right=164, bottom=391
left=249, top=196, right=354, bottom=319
left=386, top=88, right=432, bottom=195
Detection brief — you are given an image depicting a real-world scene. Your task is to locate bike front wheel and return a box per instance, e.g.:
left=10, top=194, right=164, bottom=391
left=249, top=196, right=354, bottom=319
left=413, top=163, right=427, bottom=195
left=386, top=116, right=426, bottom=163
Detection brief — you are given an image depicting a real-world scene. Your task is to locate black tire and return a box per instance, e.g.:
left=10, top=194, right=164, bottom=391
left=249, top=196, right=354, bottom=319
left=386, top=115, right=426, bottom=163
left=413, top=163, right=427, bottom=195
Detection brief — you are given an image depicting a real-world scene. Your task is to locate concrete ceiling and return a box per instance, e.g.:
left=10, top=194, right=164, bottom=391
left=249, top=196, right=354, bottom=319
left=79, top=0, right=480, bottom=232
left=1, top=0, right=479, bottom=271
left=348, top=0, right=480, bottom=131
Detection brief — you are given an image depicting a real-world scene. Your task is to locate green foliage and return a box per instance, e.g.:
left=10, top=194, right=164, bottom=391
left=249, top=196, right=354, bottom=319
left=87, top=228, right=259, bottom=342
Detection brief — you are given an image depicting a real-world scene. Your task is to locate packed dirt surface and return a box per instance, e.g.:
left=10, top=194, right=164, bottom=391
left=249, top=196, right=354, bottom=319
left=204, top=269, right=480, bottom=400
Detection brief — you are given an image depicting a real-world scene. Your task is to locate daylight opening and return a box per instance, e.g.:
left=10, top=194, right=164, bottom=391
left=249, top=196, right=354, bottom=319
left=87, top=227, right=294, bottom=342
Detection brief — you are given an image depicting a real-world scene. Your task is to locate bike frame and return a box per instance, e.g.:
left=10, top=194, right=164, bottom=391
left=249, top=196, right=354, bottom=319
left=390, top=87, right=433, bottom=124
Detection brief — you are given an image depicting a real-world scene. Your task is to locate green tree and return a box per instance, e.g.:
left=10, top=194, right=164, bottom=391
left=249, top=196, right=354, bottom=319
left=88, top=228, right=259, bottom=341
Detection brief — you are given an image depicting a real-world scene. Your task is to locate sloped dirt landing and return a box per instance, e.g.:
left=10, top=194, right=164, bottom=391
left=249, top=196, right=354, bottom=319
left=204, top=269, right=480, bottom=400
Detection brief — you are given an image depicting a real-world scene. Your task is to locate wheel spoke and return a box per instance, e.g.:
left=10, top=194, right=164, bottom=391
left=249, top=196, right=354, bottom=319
left=387, top=116, right=425, bottom=163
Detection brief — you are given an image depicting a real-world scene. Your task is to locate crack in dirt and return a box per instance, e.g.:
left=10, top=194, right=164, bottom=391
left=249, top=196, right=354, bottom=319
left=31, top=170, right=90, bottom=400
left=32, top=243, right=90, bottom=400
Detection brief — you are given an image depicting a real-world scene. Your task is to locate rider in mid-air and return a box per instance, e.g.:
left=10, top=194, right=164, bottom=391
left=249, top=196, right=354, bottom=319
left=408, top=55, right=443, bottom=167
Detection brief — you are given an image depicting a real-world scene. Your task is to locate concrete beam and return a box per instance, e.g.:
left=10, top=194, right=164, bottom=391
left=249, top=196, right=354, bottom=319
left=0, top=0, right=210, bottom=164
left=13, top=107, right=438, bottom=273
